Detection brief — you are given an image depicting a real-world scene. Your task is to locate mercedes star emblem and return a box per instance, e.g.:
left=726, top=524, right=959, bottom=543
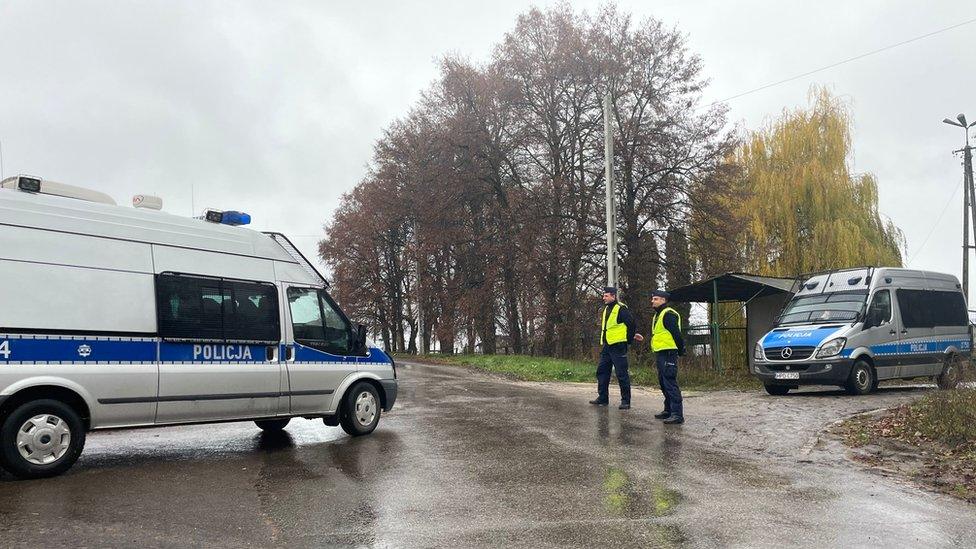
left=781, top=347, right=793, bottom=359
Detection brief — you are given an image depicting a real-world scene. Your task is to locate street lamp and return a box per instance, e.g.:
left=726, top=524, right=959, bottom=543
left=944, top=114, right=976, bottom=303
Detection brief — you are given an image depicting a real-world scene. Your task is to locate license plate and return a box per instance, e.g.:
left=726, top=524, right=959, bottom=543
left=775, top=372, right=800, bottom=380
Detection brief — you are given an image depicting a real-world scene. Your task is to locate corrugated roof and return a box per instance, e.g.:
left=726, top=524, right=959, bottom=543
left=668, top=272, right=797, bottom=303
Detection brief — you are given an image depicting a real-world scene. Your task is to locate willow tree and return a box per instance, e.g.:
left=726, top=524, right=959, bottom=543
left=735, top=87, right=904, bottom=277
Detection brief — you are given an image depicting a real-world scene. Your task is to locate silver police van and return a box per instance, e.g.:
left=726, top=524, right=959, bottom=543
left=0, top=176, right=397, bottom=479
left=754, top=267, right=970, bottom=396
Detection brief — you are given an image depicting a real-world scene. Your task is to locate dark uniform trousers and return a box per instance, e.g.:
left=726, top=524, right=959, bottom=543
left=597, top=342, right=631, bottom=403
left=655, top=349, right=682, bottom=417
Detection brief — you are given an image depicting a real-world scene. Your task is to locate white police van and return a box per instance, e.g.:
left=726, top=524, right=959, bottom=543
left=0, top=176, right=397, bottom=479
left=754, top=267, right=970, bottom=396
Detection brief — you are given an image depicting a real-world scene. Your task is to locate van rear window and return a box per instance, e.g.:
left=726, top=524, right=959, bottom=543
left=156, top=273, right=280, bottom=343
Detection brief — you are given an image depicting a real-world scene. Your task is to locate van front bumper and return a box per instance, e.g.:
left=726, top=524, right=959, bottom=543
left=380, top=379, right=398, bottom=411
left=753, top=358, right=855, bottom=386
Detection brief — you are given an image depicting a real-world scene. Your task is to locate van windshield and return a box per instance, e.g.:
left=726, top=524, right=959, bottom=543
left=776, top=291, right=868, bottom=326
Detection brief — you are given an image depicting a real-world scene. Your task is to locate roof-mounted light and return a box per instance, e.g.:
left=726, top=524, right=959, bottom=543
left=18, top=176, right=41, bottom=193
left=202, top=209, right=251, bottom=226
left=0, top=175, right=116, bottom=204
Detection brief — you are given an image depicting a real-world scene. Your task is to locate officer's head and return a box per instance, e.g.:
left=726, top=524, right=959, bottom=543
left=602, top=287, right=617, bottom=304
left=651, top=290, right=670, bottom=308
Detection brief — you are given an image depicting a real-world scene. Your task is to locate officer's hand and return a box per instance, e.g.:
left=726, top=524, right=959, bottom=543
left=634, top=333, right=644, bottom=342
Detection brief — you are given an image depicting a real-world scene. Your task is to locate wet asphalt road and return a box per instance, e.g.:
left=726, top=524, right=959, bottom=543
left=1, top=361, right=975, bottom=548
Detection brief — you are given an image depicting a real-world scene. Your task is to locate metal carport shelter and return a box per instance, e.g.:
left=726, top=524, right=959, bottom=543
left=668, top=273, right=798, bottom=371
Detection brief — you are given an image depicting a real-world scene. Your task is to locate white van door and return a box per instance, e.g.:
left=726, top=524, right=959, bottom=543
left=154, top=273, right=283, bottom=423
left=862, top=289, right=899, bottom=380
left=895, top=289, right=939, bottom=377
left=282, top=285, right=359, bottom=415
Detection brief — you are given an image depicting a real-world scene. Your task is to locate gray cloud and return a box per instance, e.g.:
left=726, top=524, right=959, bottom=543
left=1, top=0, right=974, bottom=289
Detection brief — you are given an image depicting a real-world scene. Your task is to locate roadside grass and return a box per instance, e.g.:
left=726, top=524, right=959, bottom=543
left=839, top=388, right=976, bottom=502
left=395, top=353, right=761, bottom=391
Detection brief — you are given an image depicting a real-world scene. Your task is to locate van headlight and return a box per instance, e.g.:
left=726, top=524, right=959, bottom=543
left=815, top=338, right=846, bottom=358
left=754, top=342, right=764, bottom=360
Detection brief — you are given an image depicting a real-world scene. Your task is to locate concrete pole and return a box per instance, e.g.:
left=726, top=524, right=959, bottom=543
left=965, top=138, right=976, bottom=305
left=604, top=94, right=618, bottom=291
left=964, top=149, right=970, bottom=305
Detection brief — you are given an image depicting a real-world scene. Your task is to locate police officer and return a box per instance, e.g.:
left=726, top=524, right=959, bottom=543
left=589, top=287, right=637, bottom=410
left=650, top=290, right=686, bottom=424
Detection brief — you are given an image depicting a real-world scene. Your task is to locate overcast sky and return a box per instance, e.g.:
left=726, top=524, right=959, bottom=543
left=1, top=1, right=974, bottom=289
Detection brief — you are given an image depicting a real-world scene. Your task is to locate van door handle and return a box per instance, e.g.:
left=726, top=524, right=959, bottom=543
left=265, top=346, right=278, bottom=362
left=889, top=329, right=897, bottom=335
left=900, top=329, right=908, bottom=334
left=285, top=346, right=295, bottom=362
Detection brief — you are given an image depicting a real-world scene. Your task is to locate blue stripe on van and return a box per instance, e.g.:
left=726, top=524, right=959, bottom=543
left=761, top=326, right=845, bottom=348
left=292, top=342, right=358, bottom=363
left=878, top=338, right=970, bottom=356
left=159, top=342, right=267, bottom=363
left=0, top=334, right=156, bottom=363
left=0, top=334, right=390, bottom=364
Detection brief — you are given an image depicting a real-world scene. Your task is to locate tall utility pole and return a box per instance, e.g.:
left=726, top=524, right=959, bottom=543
left=604, top=94, right=618, bottom=290
left=943, top=114, right=976, bottom=303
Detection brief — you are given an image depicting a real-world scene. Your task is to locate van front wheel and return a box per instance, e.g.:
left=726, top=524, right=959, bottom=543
left=0, top=399, right=86, bottom=479
left=845, top=361, right=875, bottom=396
left=764, top=384, right=791, bottom=396
left=339, top=382, right=381, bottom=436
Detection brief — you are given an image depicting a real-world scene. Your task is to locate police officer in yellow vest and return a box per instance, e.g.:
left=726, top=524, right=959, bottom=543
left=650, top=290, right=686, bottom=424
left=589, top=287, right=637, bottom=409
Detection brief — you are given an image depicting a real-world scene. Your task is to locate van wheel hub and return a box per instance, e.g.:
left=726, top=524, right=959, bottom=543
left=355, top=392, right=377, bottom=426
left=16, top=414, right=71, bottom=465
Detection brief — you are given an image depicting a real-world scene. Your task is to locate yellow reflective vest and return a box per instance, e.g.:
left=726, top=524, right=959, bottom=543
left=651, top=307, right=681, bottom=352
left=601, top=302, right=628, bottom=345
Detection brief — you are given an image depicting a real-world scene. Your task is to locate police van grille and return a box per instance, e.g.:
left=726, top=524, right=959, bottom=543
left=764, top=346, right=816, bottom=361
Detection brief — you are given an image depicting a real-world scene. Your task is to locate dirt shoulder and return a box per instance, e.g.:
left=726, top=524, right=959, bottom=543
left=833, top=391, right=976, bottom=503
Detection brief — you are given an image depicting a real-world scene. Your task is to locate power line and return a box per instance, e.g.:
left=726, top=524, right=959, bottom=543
left=906, top=177, right=964, bottom=266
left=713, top=16, right=976, bottom=105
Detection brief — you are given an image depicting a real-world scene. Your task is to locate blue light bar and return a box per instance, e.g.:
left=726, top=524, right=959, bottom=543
left=202, top=209, right=251, bottom=226
left=220, top=211, right=251, bottom=226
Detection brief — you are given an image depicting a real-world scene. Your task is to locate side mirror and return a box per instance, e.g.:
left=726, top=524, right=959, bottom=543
left=354, top=324, right=368, bottom=354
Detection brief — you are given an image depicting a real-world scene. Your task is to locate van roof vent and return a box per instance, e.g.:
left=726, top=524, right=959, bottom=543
left=1, top=175, right=117, bottom=205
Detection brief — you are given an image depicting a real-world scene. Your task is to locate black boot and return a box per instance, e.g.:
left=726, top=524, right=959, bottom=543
left=663, top=416, right=684, bottom=425
left=619, top=402, right=631, bottom=410
left=653, top=411, right=670, bottom=419
left=589, top=398, right=608, bottom=406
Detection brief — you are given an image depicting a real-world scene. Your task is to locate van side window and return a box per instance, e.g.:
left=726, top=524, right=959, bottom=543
left=865, top=290, right=891, bottom=326
left=931, top=290, right=969, bottom=327
left=896, top=289, right=969, bottom=328
left=156, top=273, right=280, bottom=343
left=287, top=288, right=351, bottom=355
